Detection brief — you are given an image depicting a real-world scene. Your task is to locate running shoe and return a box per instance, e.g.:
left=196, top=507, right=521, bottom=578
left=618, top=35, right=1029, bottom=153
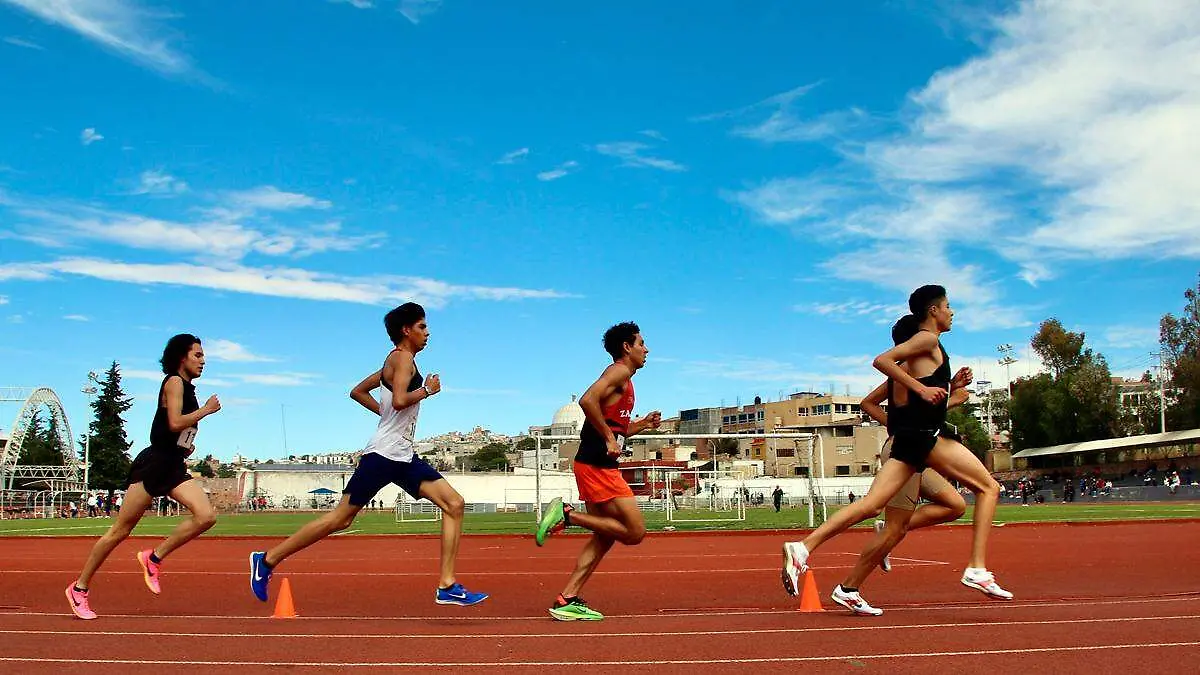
left=875, top=520, right=891, bottom=573
left=535, top=497, right=569, bottom=546
left=136, top=549, right=161, bottom=595
left=549, top=595, right=603, bottom=621
left=781, top=541, right=809, bottom=596
left=435, top=583, right=489, bottom=606
left=831, top=584, right=884, bottom=616
left=961, top=568, right=1013, bottom=600
left=249, top=551, right=273, bottom=602
left=65, top=584, right=97, bottom=620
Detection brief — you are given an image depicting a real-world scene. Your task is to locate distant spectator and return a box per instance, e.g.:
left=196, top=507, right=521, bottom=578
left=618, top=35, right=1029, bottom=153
left=69, top=501, right=78, bottom=518
left=86, top=493, right=98, bottom=518
left=848, top=492, right=856, bottom=503
left=772, top=486, right=783, bottom=513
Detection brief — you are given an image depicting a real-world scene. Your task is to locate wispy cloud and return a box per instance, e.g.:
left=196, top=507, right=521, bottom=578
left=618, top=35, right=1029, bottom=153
left=398, top=0, right=442, bottom=24
left=223, top=186, right=331, bottom=211
left=0, top=295, right=8, bottom=305
left=681, top=356, right=883, bottom=396
left=235, top=372, right=319, bottom=387
left=0, top=257, right=578, bottom=308
left=3, top=36, right=43, bottom=50
left=331, top=0, right=374, bottom=8
left=63, top=314, right=90, bottom=321
left=639, top=129, right=667, bottom=141
left=694, top=82, right=869, bottom=144
left=496, top=147, right=529, bottom=165
left=205, top=339, right=278, bottom=363
left=797, top=300, right=907, bottom=325
left=1102, top=325, right=1160, bottom=350
left=594, top=142, right=685, bottom=172
left=80, top=128, right=103, bottom=146
left=0, top=0, right=200, bottom=78
left=132, top=170, right=188, bottom=195
left=537, top=160, right=579, bottom=182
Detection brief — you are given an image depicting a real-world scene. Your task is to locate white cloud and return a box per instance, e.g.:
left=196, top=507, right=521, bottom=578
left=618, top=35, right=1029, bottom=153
left=681, top=356, right=884, bottom=396
left=205, top=339, right=277, bottom=363
left=234, top=372, right=318, bottom=387
left=0, top=0, right=197, bottom=77
left=863, top=0, right=1200, bottom=261
left=537, top=160, right=578, bottom=182
left=496, top=147, right=529, bottom=165
left=798, top=300, right=907, bottom=325
left=0, top=257, right=577, bottom=308
left=3, top=36, right=43, bottom=50
left=0, top=295, right=7, bottom=305
left=398, top=0, right=442, bottom=24
left=224, top=186, right=331, bottom=211
left=1102, top=325, right=1160, bottom=350
left=80, top=128, right=103, bottom=146
left=639, top=130, right=667, bottom=141
left=7, top=314, right=25, bottom=324
left=122, top=367, right=235, bottom=387
left=133, top=170, right=188, bottom=195
left=694, top=83, right=870, bottom=144
left=594, top=142, right=686, bottom=172
left=63, top=314, right=90, bottom=321
left=331, top=0, right=374, bottom=8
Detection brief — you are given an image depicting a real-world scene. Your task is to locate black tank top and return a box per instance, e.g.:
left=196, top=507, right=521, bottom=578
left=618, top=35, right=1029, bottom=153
left=887, top=335, right=952, bottom=434
left=148, top=375, right=200, bottom=456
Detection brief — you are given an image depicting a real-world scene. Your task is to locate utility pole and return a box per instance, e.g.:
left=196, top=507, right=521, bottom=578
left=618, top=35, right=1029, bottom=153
left=1153, top=352, right=1167, bottom=433
left=998, top=344, right=1016, bottom=399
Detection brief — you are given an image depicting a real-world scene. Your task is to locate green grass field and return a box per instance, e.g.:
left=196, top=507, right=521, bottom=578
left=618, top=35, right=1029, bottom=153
left=1, top=501, right=1197, bottom=537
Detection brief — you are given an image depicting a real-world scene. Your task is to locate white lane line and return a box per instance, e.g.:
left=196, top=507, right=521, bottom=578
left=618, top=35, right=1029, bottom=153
left=1, top=641, right=1198, bottom=667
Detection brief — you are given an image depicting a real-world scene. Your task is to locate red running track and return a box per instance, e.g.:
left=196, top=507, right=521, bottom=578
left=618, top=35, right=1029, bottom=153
left=0, top=521, right=1198, bottom=673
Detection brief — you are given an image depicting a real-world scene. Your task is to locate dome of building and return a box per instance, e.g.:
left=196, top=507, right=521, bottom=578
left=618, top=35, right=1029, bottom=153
left=551, top=394, right=585, bottom=430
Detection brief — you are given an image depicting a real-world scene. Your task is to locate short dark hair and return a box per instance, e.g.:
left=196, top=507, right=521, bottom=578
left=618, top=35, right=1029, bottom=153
left=603, top=322, right=640, bottom=360
left=384, top=303, right=425, bottom=344
left=891, top=315, right=920, bottom=345
left=908, top=284, right=947, bottom=319
left=160, top=334, right=201, bottom=375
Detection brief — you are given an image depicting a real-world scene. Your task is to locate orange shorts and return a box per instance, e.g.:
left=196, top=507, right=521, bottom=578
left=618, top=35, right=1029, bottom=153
left=574, top=462, right=634, bottom=504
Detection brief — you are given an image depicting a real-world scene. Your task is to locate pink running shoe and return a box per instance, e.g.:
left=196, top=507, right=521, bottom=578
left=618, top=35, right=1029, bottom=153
left=65, top=584, right=97, bottom=620
left=137, top=549, right=162, bottom=595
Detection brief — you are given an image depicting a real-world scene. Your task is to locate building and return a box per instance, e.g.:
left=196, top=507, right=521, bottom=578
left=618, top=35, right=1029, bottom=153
left=678, top=407, right=722, bottom=460
left=720, top=398, right=766, bottom=435
left=760, top=391, right=886, bottom=478
left=523, top=395, right=583, bottom=471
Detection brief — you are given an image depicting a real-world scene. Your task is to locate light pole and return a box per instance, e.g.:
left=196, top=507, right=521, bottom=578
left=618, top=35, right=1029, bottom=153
left=976, top=379, right=992, bottom=437
left=997, top=344, right=1016, bottom=398
left=81, top=371, right=100, bottom=491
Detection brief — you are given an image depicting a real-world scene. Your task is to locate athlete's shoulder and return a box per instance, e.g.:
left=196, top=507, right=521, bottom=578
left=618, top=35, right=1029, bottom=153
left=386, top=348, right=414, bottom=366
left=603, top=362, right=634, bottom=382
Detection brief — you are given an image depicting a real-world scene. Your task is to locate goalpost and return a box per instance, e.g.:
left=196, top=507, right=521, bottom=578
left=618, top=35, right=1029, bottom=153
left=531, top=432, right=820, bottom=527
left=393, top=491, right=442, bottom=523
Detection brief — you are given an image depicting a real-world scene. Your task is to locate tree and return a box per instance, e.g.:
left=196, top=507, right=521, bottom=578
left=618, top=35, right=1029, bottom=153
left=469, top=442, right=511, bottom=471
left=947, top=406, right=991, bottom=462
left=17, top=409, right=51, bottom=465
left=216, top=463, right=237, bottom=478
left=714, top=437, right=740, bottom=458
left=190, top=461, right=215, bottom=478
left=1009, top=319, right=1121, bottom=451
left=83, top=361, right=134, bottom=490
left=1031, top=319, right=1087, bottom=378
left=1160, top=274, right=1200, bottom=430
left=514, top=437, right=540, bottom=454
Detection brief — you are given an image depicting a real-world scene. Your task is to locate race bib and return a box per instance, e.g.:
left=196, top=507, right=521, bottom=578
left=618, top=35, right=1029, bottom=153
left=178, top=427, right=198, bottom=456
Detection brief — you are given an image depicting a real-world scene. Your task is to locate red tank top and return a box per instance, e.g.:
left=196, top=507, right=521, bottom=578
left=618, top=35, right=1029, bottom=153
left=576, top=380, right=635, bottom=468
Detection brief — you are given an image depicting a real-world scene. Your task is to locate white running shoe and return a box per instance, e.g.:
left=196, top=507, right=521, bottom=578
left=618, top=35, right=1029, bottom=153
left=874, top=520, right=891, bottom=573
left=961, top=568, right=1013, bottom=600
left=781, top=541, right=809, bottom=596
left=831, top=584, right=884, bottom=616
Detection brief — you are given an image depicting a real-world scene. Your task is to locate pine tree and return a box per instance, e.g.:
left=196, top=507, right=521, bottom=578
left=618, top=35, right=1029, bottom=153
left=83, top=361, right=134, bottom=490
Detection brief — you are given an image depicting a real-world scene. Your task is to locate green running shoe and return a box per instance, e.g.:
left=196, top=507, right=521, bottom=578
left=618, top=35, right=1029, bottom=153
left=549, top=596, right=603, bottom=621
left=535, top=497, right=567, bottom=546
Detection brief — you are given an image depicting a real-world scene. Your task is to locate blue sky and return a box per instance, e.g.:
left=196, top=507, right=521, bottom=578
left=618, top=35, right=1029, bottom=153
left=1, top=0, right=1196, bottom=461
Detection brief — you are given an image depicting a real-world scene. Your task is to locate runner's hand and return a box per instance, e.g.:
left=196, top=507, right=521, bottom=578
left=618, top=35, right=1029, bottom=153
left=203, top=395, right=221, bottom=415
left=952, top=367, right=973, bottom=389
left=919, top=386, right=947, bottom=405
left=424, top=374, right=441, bottom=395
left=607, top=437, right=623, bottom=457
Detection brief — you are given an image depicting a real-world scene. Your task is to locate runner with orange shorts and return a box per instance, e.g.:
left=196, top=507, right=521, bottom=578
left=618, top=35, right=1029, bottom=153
left=534, top=321, right=661, bottom=621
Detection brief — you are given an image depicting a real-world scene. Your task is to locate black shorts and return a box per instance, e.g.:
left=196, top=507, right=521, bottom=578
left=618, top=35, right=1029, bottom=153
left=343, top=453, right=444, bottom=506
left=127, top=447, right=192, bottom=498
left=889, top=425, right=963, bottom=471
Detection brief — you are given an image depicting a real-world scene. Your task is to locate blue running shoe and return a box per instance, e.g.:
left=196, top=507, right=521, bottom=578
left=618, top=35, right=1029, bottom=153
left=249, top=551, right=273, bottom=602
left=435, top=583, right=489, bottom=607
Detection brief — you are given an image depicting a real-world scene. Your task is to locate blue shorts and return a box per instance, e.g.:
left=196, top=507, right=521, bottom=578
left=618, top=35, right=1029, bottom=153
left=343, top=453, right=444, bottom=506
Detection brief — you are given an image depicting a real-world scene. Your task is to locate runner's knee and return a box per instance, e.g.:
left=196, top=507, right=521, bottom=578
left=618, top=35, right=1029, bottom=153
left=622, top=524, right=646, bottom=546
left=444, top=493, right=465, bottom=518
left=194, top=510, right=217, bottom=531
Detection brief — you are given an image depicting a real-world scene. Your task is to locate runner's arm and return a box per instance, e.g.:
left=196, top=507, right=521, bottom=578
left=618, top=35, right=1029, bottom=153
left=388, top=351, right=433, bottom=411
left=579, top=365, right=629, bottom=444
left=350, top=369, right=383, bottom=416
left=163, top=376, right=214, bottom=432
left=872, top=332, right=947, bottom=404
left=860, top=380, right=888, bottom=426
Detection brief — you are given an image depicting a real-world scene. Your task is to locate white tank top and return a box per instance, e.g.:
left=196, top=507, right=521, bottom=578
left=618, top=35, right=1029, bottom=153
left=362, top=361, right=422, bottom=462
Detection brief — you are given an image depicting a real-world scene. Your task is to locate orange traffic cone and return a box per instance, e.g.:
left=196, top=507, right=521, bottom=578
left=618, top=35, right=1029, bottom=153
left=798, top=569, right=825, bottom=612
left=272, top=577, right=298, bottom=619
